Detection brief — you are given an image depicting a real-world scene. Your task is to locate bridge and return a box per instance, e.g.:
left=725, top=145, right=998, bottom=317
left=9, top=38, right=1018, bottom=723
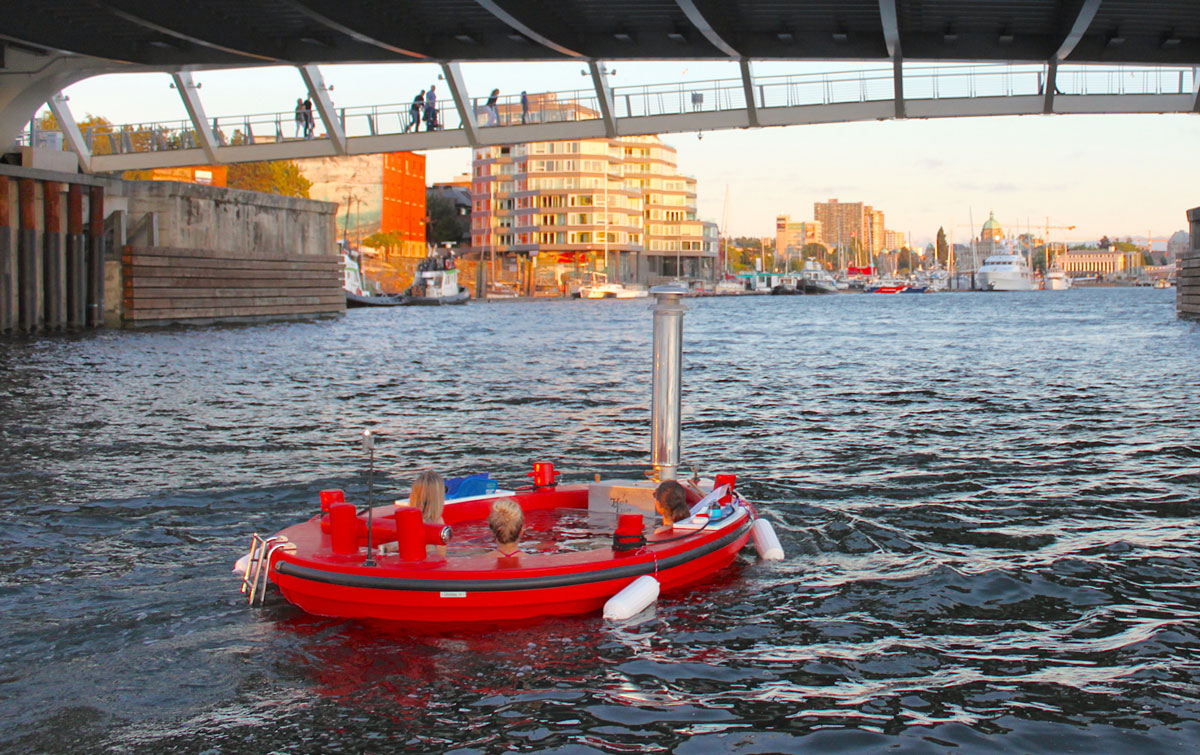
left=3, top=1, right=1200, bottom=171
left=13, top=62, right=1200, bottom=174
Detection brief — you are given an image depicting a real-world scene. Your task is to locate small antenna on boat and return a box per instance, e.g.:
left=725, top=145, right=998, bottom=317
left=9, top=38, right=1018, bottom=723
left=361, top=429, right=377, bottom=567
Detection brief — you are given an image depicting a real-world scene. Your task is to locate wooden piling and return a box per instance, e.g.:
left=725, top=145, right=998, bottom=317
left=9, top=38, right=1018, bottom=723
left=17, top=178, right=40, bottom=332
left=66, top=184, right=86, bottom=328
left=43, top=181, right=66, bottom=330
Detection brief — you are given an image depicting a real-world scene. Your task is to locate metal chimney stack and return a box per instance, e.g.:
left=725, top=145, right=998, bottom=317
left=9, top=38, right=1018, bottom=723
left=650, top=284, right=688, bottom=481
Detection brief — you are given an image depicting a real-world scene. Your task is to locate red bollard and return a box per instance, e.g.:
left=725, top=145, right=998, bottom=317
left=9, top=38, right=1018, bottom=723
left=714, top=474, right=736, bottom=504
left=320, top=489, right=345, bottom=512
left=528, top=461, right=561, bottom=488
left=396, top=506, right=426, bottom=561
left=613, top=513, right=646, bottom=553
left=329, top=503, right=358, bottom=555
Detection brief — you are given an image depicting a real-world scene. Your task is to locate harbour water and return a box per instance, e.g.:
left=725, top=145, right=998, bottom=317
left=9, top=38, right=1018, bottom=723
left=1, top=288, right=1198, bottom=752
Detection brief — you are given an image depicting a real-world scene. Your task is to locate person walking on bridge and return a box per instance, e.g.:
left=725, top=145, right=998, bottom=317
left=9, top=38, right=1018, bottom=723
left=303, top=97, right=314, bottom=139
left=424, top=85, right=439, bottom=131
left=406, top=89, right=425, bottom=132
left=485, top=88, right=500, bottom=125
left=294, top=98, right=305, bottom=138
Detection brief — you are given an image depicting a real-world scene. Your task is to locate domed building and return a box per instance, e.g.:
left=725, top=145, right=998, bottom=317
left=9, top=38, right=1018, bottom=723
left=979, top=211, right=1005, bottom=254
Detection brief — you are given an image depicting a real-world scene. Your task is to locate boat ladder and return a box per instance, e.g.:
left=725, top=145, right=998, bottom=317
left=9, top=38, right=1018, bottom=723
left=240, top=533, right=293, bottom=606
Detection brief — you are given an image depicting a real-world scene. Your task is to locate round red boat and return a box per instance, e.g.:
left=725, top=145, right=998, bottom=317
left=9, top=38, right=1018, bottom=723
left=240, top=473, right=761, bottom=623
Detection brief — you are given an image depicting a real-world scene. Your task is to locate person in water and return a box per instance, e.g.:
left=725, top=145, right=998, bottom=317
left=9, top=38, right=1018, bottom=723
left=653, top=480, right=691, bottom=532
left=402, top=469, right=447, bottom=556
left=488, top=498, right=524, bottom=558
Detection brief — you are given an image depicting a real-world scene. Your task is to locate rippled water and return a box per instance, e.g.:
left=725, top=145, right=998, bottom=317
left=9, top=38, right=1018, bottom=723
left=2, top=288, right=1199, bottom=753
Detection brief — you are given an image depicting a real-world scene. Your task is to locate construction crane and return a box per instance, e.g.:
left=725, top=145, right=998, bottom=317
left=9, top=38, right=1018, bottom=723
left=1042, top=219, right=1076, bottom=267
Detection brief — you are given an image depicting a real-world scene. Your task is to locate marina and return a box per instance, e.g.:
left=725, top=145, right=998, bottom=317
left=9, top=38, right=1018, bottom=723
left=1, top=286, right=1196, bottom=751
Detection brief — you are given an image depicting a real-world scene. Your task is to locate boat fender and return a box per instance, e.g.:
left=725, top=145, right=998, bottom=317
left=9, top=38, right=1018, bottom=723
left=233, top=552, right=250, bottom=575
left=612, top=513, right=646, bottom=552
left=603, top=575, right=660, bottom=621
left=751, top=518, right=785, bottom=561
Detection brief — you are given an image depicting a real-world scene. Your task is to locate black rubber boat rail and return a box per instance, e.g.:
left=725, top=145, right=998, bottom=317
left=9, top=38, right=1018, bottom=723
left=275, top=517, right=751, bottom=592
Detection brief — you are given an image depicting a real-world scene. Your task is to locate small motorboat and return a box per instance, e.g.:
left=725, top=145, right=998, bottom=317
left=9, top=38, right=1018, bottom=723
left=405, top=253, right=470, bottom=305
left=577, top=272, right=649, bottom=299
left=864, top=282, right=909, bottom=294
left=237, top=285, right=783, bottom=624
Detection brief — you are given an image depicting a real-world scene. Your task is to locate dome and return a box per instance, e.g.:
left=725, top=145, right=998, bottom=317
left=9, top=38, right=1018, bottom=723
left=980, top=211, right=1005, bottom=243
left=982, top=211, right=1002, bottom=231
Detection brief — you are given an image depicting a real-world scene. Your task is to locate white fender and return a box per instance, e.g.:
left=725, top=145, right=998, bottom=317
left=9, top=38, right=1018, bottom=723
left=751, top=518, right=785, bottom=561
left=603, top=575, right=660, bottom=620
left=233, top=552, right=251, bottom=575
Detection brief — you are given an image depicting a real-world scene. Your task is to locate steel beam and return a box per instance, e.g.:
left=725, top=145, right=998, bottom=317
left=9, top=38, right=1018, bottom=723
left=47, top=92, right=92, bottom=173
left=474, top=0, right=583, bottom=58
left=280, top=1, right=428, bottom=58
left=171, top=72, right=218, bottom=164
left=1054, top=0, right=1103, bottom=60
left=91, top=1, right=280, bottom=63
left=740, top=58, right=759, bottom=128
left=1193, top=67, right=1200, bottom=112
left=879, top=0, right=905, bottom=118
left=589, top=61, right=617, bottom=137
left=299, top=65, right=346, bottom=155
left=1043, top=61, right=1058, bottom=113
left=440, top=63, right=478, bottom=148
left=675, top=0, right=740, bottom=57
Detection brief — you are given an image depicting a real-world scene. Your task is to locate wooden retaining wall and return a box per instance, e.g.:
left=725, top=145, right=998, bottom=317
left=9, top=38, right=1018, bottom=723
left=1181, top=207, right=1200, bottom=321
left=123, top=245, right=344, bottom=326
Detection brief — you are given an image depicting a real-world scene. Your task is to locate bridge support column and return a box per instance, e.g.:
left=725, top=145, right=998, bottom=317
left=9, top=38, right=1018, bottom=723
left=66, top=184, right=86, bottom=327
left=42, top=181, right=66, bottom=330
left=17, top=179, right=41, bottom=332
left=87, top=185, right=105, bottom=328
left=0, top=178, right=12, bottom=333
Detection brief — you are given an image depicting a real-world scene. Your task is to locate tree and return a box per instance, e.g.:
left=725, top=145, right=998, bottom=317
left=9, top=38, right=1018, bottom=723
left=426, top=194, right=466, bottom=245
left=362, top=231, right=405, bottom=261
left=226, top=160, right=312, bottom=198
left=1099, top=234, right=1111, bottom=249
left=936, top=226, right=949, bottom=267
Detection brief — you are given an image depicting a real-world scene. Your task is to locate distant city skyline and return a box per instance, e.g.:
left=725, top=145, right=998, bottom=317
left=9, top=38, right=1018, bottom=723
left=51, top=61, right=1199, bottom=246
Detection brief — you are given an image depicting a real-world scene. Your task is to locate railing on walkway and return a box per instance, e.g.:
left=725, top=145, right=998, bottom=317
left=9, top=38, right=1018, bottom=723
left=16, top=63, right=1197, bottom=160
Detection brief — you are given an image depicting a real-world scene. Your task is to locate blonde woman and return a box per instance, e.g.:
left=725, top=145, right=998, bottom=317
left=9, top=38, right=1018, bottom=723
left=488, top=498, right=524, bottom=558
left=400, top=469, right=446, bottom=556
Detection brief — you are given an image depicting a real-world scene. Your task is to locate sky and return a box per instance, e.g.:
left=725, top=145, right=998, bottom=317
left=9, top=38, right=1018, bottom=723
left=53, top=59, right=1199, bottom=247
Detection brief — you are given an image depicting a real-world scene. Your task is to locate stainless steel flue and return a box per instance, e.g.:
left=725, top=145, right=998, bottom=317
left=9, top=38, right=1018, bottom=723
left=650, top=284, right=688, bottom=480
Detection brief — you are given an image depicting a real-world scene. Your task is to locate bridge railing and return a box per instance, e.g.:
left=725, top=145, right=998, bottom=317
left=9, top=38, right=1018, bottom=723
left=16, top=64, right=1197, bottom=158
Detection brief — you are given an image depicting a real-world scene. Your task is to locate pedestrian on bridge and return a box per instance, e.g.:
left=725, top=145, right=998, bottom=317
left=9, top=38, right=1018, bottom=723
left=303, top=98, right=314, bottom=138
left=521, top=91, right=530, bottom=124
left=425, top=85, right=439, bottom=131
left=294, top=98, right=305, bottom=137
left=486, top=88, right=500, bottom=125
left=406, top=89, right=425, bottom=132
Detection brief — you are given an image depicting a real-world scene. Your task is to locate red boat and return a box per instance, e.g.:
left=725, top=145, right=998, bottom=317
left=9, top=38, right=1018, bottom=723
left=240, top=472, right=763, bottom=623
left=865, top=283, right=909, bottom=294
left=237, top=286, right=783, bottom=623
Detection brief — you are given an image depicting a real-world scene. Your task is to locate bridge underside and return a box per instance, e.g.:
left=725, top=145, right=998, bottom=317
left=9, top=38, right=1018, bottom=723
left=4, top=1, right=1200, bottom=67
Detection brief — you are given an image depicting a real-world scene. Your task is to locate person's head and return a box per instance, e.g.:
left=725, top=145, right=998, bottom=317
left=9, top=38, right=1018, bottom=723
left=411, top=469, right=445, bottom=523
left=419, top=89, right=425, bottom=96
left=429, top=84, right=436, bottom=92
left=654, top=480, right=690, bottom=525
left=491, top=88, right=499, bottom=95
left=488, top=498, right=524, bottom=546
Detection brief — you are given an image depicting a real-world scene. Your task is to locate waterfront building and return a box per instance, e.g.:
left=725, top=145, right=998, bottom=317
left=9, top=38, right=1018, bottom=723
left=471, top=135, right=715, bottom=287
left=979, top=211, right=1007, bottom=254
left=813, top=199, right=865, bottom=251
left=1061, top=246, right=1141, bottom=277
left=775, top=215, right=823, bottom=260
left=298, top=152, right=427, bottom=258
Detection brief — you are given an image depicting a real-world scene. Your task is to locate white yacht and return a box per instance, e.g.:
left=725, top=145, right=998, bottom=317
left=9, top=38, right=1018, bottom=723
left=976, top=253, right=1036, bottom=291
left=1044, top=265, right=1073, bottom=290
left=799, top=259, right=839, bottom=294
left=577, top=272, right=649, bottom=299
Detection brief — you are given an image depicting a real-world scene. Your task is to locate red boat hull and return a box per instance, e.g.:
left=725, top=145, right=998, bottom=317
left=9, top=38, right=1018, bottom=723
left=266, top=485, right=753, bottom=623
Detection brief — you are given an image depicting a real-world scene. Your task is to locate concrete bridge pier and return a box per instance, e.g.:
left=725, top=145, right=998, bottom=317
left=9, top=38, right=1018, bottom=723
left=42, top=180, right=66, bottom=330
left=17, top=178, right=41, bottom=332
left=0, top=177, right=11, bottom=332
left=66, top=184, right=86, bottom=328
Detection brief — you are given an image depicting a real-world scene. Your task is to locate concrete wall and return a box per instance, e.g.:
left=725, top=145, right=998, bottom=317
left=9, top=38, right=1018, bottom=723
left=122, top=180, right=335, bottom=257
left=1180, top=207, right=1200, bottom=321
